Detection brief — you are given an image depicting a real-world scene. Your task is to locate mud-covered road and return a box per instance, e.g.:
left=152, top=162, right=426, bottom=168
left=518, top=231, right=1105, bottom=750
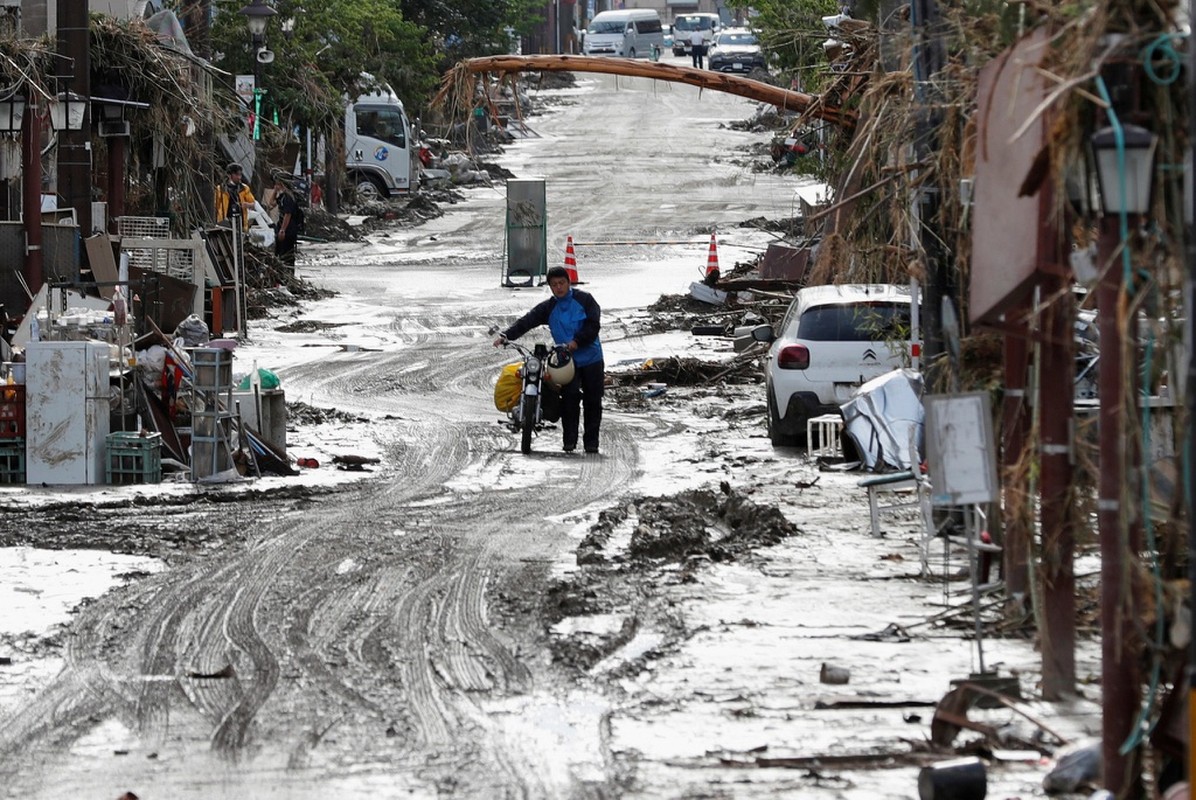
left=0, top=61, right=1104, bottom=800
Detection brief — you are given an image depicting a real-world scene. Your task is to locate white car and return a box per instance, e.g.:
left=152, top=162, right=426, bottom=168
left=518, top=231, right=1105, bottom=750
left=758, top=284, right=917, bottom=446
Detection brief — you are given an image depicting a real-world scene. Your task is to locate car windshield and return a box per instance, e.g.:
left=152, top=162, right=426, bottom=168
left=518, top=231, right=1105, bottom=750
left=718, top=32, right=756, bottom=46
left=796, top=302, right=912, bottom=341
left=588, top=19, right=624, bottom=34
left=674, top=16, right=713, bottom=31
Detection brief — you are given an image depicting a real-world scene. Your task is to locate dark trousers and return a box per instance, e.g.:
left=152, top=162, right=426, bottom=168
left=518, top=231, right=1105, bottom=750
left=276, top=232, right=297, bottom=268
left=561, top=360, right=604, bottom=451
left=691, top=44, right=705, bottom=68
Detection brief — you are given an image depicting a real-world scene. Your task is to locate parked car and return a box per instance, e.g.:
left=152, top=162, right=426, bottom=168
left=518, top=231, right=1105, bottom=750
left=707, top=28, right=767, bottom=74
left=755, top=284, right=917, bottom=446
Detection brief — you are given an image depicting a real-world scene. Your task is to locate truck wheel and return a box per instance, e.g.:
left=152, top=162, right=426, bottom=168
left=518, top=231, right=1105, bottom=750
left=520, top=395, right=536, bottom=454
left=355, top=176, right=384, bottom=202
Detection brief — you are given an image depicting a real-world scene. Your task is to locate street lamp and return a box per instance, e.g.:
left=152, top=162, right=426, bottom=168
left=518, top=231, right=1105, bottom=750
left=239, top=0, right=276, bottom=178
left=1090, top=124, right=1157, bottom=216
left=48, top=91, right=87, bottom=131
left=0, top=94, right=26, bottom=133
left=239, top=0, right=276, bottom=38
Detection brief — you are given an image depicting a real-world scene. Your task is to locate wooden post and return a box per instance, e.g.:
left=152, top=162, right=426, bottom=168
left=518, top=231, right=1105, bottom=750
left=1097, top=215, right=1143, bottom=798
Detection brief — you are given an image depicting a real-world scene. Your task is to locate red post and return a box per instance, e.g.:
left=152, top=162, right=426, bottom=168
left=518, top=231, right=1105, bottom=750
left=1097, top=216, right=1142, bottom=798
left=21, top=103, right=43, bottom=296
left=1038, top=272, right=1076, bottom=699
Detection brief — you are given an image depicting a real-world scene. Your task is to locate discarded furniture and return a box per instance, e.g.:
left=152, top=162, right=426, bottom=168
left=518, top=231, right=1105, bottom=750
left=189, top=347, right=236, bottom=481
left=24, top=340, right=111, bottom=485
left=233, top=387, right=286, bottom=454
left=806, top=413, right=843, bottom=459
left=858, top=468, right=932, bottom=539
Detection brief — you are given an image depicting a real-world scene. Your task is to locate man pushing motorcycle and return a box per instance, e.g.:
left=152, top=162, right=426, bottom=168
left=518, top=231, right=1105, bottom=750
left=493, top=266, right=605, bottom=454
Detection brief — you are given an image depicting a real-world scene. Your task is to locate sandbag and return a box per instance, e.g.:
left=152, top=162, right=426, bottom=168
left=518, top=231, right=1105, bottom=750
left=494, top=363, right=521, bottom=412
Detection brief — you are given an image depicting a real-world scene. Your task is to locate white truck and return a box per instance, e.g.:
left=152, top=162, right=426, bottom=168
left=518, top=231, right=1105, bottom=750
left=344, top=83, right=419, bottom=201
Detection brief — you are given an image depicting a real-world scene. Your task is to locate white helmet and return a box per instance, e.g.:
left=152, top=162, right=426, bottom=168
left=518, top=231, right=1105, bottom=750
left=545, top=346, right=575, bottom=387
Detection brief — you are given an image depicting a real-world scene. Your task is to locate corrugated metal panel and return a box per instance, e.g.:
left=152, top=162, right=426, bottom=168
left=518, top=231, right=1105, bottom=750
left=969, top=30, right=1052, bottom=325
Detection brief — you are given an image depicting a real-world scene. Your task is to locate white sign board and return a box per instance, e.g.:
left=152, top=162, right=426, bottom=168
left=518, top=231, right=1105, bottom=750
left=924, top=392, right=999, bottom=506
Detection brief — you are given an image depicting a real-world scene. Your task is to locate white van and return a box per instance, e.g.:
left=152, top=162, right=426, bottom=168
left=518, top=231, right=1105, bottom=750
left=583, top=9, right=665, bottom=59
left=672, top=12, right=721, bottom=56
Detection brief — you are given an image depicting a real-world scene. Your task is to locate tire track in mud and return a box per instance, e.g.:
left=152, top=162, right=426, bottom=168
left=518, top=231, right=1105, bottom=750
left=1, top=307, right=652, bottom=797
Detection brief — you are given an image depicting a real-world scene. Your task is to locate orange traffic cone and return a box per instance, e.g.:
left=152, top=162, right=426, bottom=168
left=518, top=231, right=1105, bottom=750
left=705, top=233, right=720, bottom=277
left=564, top=235, right=579, bottom=283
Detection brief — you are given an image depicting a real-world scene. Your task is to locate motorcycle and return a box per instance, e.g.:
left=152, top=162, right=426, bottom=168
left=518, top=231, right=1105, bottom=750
left=491, top=328, right=574, bottom=454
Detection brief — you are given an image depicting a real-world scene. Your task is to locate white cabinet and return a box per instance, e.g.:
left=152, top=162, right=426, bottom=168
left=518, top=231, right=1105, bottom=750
left=25, top=341, right=111, bottom=485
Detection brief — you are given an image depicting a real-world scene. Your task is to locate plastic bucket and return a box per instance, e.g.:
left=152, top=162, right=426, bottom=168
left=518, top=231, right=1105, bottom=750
left=918, top=757, right=987, bottom=800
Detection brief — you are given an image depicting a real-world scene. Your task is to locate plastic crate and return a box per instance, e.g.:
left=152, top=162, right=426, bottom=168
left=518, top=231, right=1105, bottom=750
left=0, top=437, right=24, bottom=483
left=106, top=432, right=163, bottom=485
left=0, top=384, right=25, bottom=438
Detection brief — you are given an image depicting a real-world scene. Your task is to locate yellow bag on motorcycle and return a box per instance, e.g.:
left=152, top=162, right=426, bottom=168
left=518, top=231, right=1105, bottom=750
left=494, top=362, right=522, bottom=412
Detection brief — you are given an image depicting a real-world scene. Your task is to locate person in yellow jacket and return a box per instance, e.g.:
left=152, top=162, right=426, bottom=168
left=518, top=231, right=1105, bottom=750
left=214, top=162, right=258, bottom=231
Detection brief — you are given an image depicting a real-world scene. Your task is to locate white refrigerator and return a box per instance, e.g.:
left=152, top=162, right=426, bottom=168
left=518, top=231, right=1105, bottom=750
left=25, top=340, right=111, bottom=485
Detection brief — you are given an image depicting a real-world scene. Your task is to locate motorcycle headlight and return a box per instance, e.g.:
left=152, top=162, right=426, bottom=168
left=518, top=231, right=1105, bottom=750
left=525, top=356, right=541, bottom=375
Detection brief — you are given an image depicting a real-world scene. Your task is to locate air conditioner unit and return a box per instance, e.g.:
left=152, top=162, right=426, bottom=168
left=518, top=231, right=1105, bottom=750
left=98, top=120, right=130, bottom=138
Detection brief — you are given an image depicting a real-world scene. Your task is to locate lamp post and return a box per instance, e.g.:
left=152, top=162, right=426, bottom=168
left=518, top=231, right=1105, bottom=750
left=239, top=0, right=275, bottom=186
left=1090, top=122, right=1156, bottom=799
left=0, top=94, right=26, bottom=133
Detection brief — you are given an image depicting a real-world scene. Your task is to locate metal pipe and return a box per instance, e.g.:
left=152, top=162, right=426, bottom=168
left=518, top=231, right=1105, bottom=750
left=21, top=100, right=42, bottom=295
left=107, top=135, right=126, bottom=227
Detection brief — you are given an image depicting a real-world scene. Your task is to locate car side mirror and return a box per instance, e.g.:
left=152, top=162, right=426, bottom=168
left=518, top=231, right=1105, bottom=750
left=750, top=324, right=775, bottom=343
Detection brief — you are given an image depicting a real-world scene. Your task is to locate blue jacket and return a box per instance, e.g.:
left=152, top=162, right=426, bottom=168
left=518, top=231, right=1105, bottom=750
left=502, top=288, right=604, bottom=368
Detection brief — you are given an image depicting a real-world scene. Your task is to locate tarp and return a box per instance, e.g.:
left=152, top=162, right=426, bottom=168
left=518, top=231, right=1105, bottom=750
left=841, top=368, right=924, bottom=471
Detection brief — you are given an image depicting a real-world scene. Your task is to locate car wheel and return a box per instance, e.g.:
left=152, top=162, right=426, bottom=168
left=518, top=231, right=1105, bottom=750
left=768, top=391, right=801, bottom=448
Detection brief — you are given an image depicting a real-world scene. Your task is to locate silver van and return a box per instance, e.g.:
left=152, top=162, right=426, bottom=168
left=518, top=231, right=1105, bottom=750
left=583, top=9, right=665, bottom=59
left=672, top=13, right=721, bottom=56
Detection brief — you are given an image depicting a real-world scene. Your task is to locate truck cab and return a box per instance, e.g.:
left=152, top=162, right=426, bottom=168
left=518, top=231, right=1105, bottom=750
left=672, top=13, right=721, bottom=56
left=344, top=85, right=417, bottom=201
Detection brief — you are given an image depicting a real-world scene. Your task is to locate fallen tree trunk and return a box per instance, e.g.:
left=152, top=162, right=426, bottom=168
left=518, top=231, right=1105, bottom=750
left=435, top=55, right=855, bottom=130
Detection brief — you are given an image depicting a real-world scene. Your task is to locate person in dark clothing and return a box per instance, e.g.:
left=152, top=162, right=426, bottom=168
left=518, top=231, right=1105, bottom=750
left=272, top=172, right=300, bottom=268
left=494, top=266, right=605, bottom=454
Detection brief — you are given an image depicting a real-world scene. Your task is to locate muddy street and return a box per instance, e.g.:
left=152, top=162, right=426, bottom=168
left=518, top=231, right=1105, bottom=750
left=0, top=65, right=1100, bottom=800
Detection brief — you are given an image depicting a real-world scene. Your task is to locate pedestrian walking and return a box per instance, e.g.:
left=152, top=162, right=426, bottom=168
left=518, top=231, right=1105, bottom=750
left=271, top=172, right=302, bottom=269
left=689, top=29, right=706, bottom=68
left=493, top=266, right=605, bottom=454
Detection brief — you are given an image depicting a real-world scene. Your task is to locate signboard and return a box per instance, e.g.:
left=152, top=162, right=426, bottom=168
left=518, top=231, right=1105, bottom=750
left=235, top=74, right=255, bottom=109
left=924, top=392, right=999, bottom=506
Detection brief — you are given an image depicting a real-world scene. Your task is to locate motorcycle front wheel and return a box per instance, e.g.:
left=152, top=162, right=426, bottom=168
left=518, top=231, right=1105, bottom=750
left=520, top=394, right=536, bottom=454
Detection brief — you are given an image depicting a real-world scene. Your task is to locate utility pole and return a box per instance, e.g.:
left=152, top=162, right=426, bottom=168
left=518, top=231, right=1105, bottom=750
left=1187, top=0, right=1196, bottom=780
left=182, top=0, right=214, bottom=223
left=56, top=0, right=90, bottom=237
left=910, top=0, right=949, bottom=388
